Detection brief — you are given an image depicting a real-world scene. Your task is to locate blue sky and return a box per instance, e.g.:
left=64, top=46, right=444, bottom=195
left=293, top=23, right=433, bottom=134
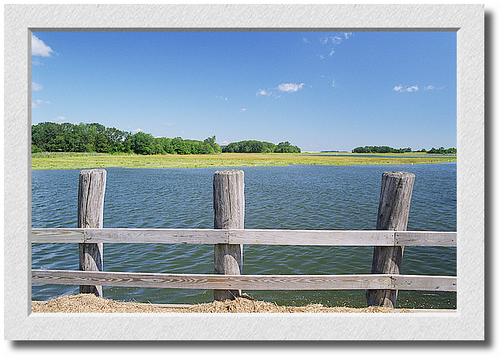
left=31, top=31, right=456, bottom=151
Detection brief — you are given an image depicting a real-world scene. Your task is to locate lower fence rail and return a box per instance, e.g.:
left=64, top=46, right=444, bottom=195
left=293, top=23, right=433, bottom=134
left=32, top=269, right=457, bottom=292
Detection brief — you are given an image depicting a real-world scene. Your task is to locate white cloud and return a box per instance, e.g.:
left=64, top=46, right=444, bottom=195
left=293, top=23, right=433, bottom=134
left=32, top=82, right=43, bottom=91
left=216, top=95, right=229, bottom=101
left=31, top=34, right=53, bottom=57
left=133, top=128, right=143, bottom=133
left=31, top=99, right=50, bottom=108
left=393, top=84, right=419, bottom=93
left=320, top=35, right=343, bottom=45
left=256, top=89, right=271, bottom=97
left=240, top=107, right=247, bottom=112
left=424, top=85, right=444, bottom=91
left=277, top=82, right=305, bottom=93
left=316, top=33, right=353, bottom=60
left=55, top=116, right=67, bottom=122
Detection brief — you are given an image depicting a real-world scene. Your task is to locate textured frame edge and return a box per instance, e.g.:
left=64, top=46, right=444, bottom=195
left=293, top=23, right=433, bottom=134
left=4, top=4, right=484, bottom=341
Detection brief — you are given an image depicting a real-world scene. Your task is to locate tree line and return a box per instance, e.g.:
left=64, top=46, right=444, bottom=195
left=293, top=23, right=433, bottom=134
left=426, top=147, right=457, bottom=154
left=352, top=146, right=412, bottom=153
left=222, top=140, right=301, bottom=153
left=31, top=122, right=301, bottom=155
left=32, top=122, right=221, bottom=154
left=352, top=145, right=456, bottom=154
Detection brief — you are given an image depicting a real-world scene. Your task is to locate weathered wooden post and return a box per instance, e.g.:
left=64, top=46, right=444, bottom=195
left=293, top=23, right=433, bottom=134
left=367, top=171, right=415, bottom=307
left=78, top=169, right=106, bottom=296
left=213, top=170, right=244, bottom=301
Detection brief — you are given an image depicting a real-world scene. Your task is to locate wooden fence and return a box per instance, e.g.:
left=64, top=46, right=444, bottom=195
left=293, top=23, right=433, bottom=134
left=31, top=169, right=457, bottom=308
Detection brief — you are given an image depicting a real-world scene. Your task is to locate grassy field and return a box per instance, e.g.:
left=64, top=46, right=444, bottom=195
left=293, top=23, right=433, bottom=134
left=32, top=152, right=456, bottom=170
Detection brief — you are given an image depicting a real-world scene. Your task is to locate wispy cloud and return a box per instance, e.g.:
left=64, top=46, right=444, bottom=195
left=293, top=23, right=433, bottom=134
left=257, top=82, right=305, bottom=98
left=316, top=32, right=353, bottom=60
left=31, top=34, right=53, bottom=57
left=424, top=84, right=444, bottom=91
left=393, top=84, right=419, bottom=93
left=240, top=107, right=247, bottom=112
left=320, top=35, right=343, bottom=45
left=55, top=115, right=66, bottom=122
left=32, top=99, right=50, bottom=108
left=277, top=82, right=305, bottom=93
left=32, top=82, right=43, bottom=91
left=394, top=84, right=444, bottom=93
left=343, top=32, right=352, bottom=40
left=256, top=89, right=271, bottom=97
left=216, top=95, right=229, bottom=101
left=133, top=128, right=144, bottom=133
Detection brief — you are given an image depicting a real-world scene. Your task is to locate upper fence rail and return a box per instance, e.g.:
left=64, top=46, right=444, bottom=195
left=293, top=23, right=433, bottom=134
left=31, top=228, right=457, bottom=247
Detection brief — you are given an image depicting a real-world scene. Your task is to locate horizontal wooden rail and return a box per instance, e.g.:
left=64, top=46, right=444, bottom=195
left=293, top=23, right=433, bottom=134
left=31, top=228, right=457, bottom=247
left=31, top=270, right=457, bottom=292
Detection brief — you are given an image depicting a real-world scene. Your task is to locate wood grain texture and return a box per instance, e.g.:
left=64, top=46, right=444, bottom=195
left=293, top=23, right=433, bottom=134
left=367, top=172, right=415, bottom=307
left=229, top=229, right=396, bottom=246
left=85, top=228, right=228, bottom=244
left=394, top=231, right=456, bottom=246
left=213, top=170, right=244, bottom=300
left=31, top=228, right=86, bottom=243
left=77, top=169, right=106, bottom=296
left=31, top=269, right=457, bottom=292
left=31, top=228, right=457, bottom=246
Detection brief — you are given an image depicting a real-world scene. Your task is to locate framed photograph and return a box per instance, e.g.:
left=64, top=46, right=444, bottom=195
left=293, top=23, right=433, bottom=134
left=4, top=4, right=484, bottom=341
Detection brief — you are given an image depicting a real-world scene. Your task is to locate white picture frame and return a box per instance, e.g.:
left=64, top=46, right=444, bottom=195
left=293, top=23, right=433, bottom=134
left=4, top=4, right=484, bottom=341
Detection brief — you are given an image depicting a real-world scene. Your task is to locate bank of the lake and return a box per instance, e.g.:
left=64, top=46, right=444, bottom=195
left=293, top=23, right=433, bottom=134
left=32, top=152, right=456, bottom=170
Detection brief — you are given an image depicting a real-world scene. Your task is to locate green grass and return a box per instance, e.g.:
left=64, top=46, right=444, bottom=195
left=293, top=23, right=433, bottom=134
left=32, top=152, right=457, bottom=170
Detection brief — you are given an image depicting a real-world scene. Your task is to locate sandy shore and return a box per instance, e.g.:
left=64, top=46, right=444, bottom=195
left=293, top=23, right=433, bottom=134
left=32, top=294, right=411, bottom=313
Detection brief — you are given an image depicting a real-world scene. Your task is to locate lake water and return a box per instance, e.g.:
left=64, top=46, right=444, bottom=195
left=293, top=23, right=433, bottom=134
left=32, top=163, right=456, bottom=308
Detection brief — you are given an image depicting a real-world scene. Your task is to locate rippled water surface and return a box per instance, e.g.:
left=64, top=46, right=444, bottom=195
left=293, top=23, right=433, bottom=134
left=32, top=164, right=456, bottom=308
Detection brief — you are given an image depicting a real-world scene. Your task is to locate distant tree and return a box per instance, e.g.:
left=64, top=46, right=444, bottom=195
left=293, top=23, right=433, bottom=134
left=31, top=144, right=43, bottom=153
left=222, top=140, right=291, bottom=153
left=157, top=137, right=175, bottom=154
left=427, top=147, right=456, bottom=154
left=171, top=137, right=191, bottom=154
left=352, top=146, right=414, bottom=154
left=275, top=141, right=301, bottom=153
left=204, top=136, right=222, bottom=153
left=130, top=132, right=156, bottom=154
